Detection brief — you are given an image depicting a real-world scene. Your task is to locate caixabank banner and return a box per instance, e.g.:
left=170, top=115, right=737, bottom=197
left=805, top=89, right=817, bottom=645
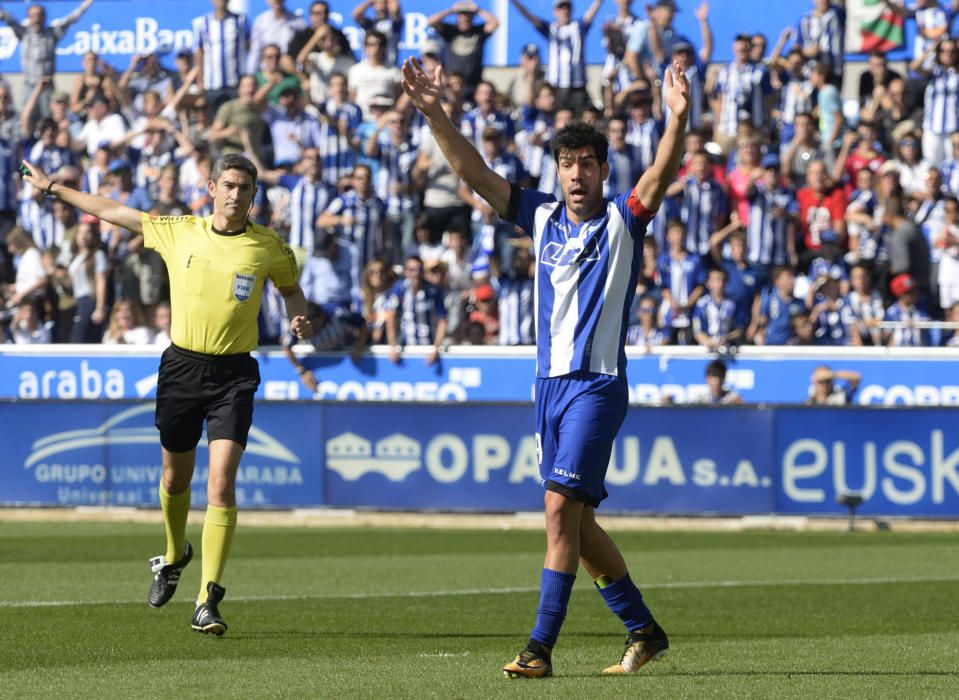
left=4, top=400, right=957, bottom=517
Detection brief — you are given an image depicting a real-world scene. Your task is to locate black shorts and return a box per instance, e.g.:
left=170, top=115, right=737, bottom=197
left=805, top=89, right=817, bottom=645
left=155, top=344, right=261, bottom=453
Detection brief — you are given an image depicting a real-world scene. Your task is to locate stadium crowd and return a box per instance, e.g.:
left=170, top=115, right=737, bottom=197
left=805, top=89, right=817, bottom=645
left=2, top=0, right=959, bottom=352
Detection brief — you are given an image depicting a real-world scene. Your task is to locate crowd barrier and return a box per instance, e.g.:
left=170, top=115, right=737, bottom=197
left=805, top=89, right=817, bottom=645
left=3, top=398, right=957, bottom=517
left=0, top=0, right=894, bottom=75
left=2, top=345, right=958, bottom=406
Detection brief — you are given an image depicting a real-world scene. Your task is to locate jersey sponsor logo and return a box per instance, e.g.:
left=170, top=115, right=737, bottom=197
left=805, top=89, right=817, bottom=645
left=233, top=273, right=256, bottom=302
left=539, top=237, right=600, bottom=268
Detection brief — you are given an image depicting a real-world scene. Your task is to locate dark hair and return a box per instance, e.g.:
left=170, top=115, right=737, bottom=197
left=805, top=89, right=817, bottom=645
left=705, top=359, right=727, bottom=379
left=211, top=153, right=258, bottom=184
left=666, top=217, right=685, bottom=231
left=550, top=121, right=609, bottom=166
left=364, top=29, right=387, bottom=46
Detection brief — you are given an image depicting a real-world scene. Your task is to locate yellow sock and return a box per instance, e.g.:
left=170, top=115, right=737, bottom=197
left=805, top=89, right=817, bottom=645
left=158, top=483, right=191, bottom=562
left=198, top=505, right=237, bottom=604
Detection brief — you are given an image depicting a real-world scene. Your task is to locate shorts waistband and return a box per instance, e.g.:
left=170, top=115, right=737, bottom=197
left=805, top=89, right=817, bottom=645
left=169, top=343, right=251, bottom=365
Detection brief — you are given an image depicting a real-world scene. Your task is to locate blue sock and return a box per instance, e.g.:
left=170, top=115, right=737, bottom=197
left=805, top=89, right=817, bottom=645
left=595, top=573, right=652, bottom=632
left=529, top=568, right=576, bottom=647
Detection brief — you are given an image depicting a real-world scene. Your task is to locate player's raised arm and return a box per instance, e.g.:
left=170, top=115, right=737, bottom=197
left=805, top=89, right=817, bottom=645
left=21, top=160, right=145, bottom=235
left=402, top=57, right=511, bottom=217
left=633, top=62, right=691, bottom=213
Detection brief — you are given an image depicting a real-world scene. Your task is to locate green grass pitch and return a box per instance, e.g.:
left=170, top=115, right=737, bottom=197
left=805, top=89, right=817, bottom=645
left=1, top=521, right=957, bottom=698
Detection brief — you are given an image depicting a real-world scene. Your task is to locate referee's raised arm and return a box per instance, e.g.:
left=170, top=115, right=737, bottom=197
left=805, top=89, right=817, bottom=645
left=21, top=160, right=145, bottom=235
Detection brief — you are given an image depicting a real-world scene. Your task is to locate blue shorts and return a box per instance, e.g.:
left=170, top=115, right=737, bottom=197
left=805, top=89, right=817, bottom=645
left=535, top=371, right=629, bottom=508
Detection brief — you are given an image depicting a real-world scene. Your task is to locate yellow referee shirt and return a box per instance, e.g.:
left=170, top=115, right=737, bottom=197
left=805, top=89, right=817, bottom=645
left=141, top=214, right=298, bottom=355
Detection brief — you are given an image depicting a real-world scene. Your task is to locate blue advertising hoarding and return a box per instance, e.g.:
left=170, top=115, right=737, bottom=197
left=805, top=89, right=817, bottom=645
left=0, top=0, right=891, bottom=75
left=2, top=346, right=959, bottom=406
left=3, top=399, right=957, bottom=517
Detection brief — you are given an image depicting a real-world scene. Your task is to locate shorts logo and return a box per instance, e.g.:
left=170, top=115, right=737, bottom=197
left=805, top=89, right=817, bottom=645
left=233, top=273, right=256, bottom=302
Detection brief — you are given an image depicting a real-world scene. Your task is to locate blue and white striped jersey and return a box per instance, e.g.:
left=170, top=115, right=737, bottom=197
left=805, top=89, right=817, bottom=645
left=373, top=135, right=419, bottom=216
left=387, top=279, right=448, bottom=346
left=19, top=197, right=58, bottom=251
left=0, top=138, right=16, bottom=212
left=506, top=187, right=655, bottom=378
left=923, top=65, right=959, bottom=135
left=715, top=62, right=771, bottom=136
left=681, top=177, right=726, bottom=256
left=747, top=182, right=797, bottom=267
left=605, top=146, right=639, bottom=199
left=542, top=19, right=592, bottom=89
left=940, top=158, right=959, bottom=195
left=811, top=293, right=853, bottom=345
left=324, top=191, right=386, bottom=271
left=626, top=118, right=660, bottom=175
left=796, top=3, right=845, bottom=79
left=27, top=141, right=74, bottom=177
left=317, top=121, right=358, bottom=190
left=884, top=303, right=931, bottom=347
left=846, top=188, right=887, bottom=261
left=498, top=275, right=536, bottom=346
left=662, top=59, right=707, bottom=131
left=193, top=11, right=248, bottom=91
left=648, top=195, right=681, bottom=252
left=912, top=2, right=956, bottom=65
left=278, top=175, right=335, bottom=254
left=657, top=252, right=706, bottom=306
left=692, top=294, right=738, bottom=341
left=809, top=256, right=848, bottom=282
left=460, top=108, right=516, bottom=152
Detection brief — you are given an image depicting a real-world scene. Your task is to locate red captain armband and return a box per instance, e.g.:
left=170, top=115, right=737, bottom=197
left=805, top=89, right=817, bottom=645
left=626, top=190, right=657, bottom=222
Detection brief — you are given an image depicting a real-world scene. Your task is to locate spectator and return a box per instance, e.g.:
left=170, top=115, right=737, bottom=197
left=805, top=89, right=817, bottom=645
left=656, top=5, right=713, bottom=133
left=710, top=228, right=765, bottom=331
left=671, top=151, right=725, bottom=256
left=604, top=116, right=640, bottom=199
left=769, top=45, right=813, bottom=147
left=692, top=267, right=741, bottom=350
left=862, top=78, right=918, bottom=154
left=288, top=1, right=333, bottom=74
left=0, top=0, right=94, bottom=120
left=117, top=51, right=176, bottom=118
left=509, top=0, right=603, bottom=112
left=889, top=133, right=931, bottom=196
left=102, top=297, right=154, bottom=345
left=847, top=262, right=885, bottom=346
left=193, top=0, right=250, bottom=117
left=467, top=282, right=499, bottom=343
left=75, top=96, right=126, bottom=157
left=658, top=219, right=706, bottom=344
left=911, top=36, right=959, bottom=167
left=353, top=0, right=404, bottom=67
left=254, top=44, right=301, bottom=107
left=507, top=44, right=545, bottom=117
left=832, top=122, right=886, bottom=193
left=787, top=309, right=816, bottom=345
left=299, top=231, right=359, bottom=313
left=810, top=61, right=843, bottom=163
left=428, top=2, right=500, bottom=100
left=209, top=75, right=267, bottom=156
left=796, top=159, right=847, bottom=268
left=937, top=196, right=959, bottom=310
left=794, top=0, right=845, bottom=85
left=884, top=273, right=932, bottom=346
left=749, top=265, right=805, bottom=345
left=318, top=164, right=387, bottom=272
left=728, top=139, right=761, bottom=225
left=8, top=300, right=51, bottom=344
left=385, top=255, right=448, bottom=365
left=359, top=257, right=396, bottom=344
left=413, top=103, right=472, bottom=240
left=625, top=0, right=687, bottom=75
left=368, top=109, right=419, bottom=263
left=152, top=301, right=172, bottom=347
left=780, top=111, right=825, bottom=189
left=4, top=227, right=47, bottom=311
left=857, top=50, right=903, bottom=110
left=807, top=228, right=849, bottom=295
left=626, top=294, right=667, bottom=350
left=885, top=195, right=933, bottom=301
left=695, top=359, right=742, bottom=404
left=461, top=81, right=515, bottom=152
left=739, top=153, right=798, bottom=270
left=247, top=0, right=306, bottom=76
left=304, top=26, right=356, bottom=105
left=709, top=32, right=771, bottom=154
left=60, top=218, right=107, bottom=343
left=318, top=74, right=362, bottom=189
left=348, top=30, right=402, bottom=120
left=806, top=365, right=861, bottom=405
left=498, top=245, right=535, bottom=346
left=0, top=84, right=18, bottom=145
left=808, top=273, right=852, bottom=345
left=70, top=51, right=119, bottom=120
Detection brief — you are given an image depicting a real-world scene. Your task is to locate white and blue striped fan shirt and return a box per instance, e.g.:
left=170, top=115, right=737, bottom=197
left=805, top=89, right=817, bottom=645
left=747, top=183, right=796, bottom=266
left=324, top=191, right=386, bottom=271
left=715, top=62, right=770, bottom=136
left=796, top=4, right=845, bottom=79
left=0, top=139, right=16, bottom=213
left=193, top=11, right=248, bottom=91
left=506, top=186, right=655, bottom=378
left=626, top=118, right=660, bottom=175
left=279, top=175, right=334, bottom=254
left=923, top=66, right=959, bottom=136
left=498, top=276, right=536, bottom=346
left=544, top=20, right=591, bottom=89
left=681, top=177, right=725, bottom=256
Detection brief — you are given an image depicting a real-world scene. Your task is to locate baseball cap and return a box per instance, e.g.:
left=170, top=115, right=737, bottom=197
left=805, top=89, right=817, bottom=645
left=653, top=0, right=680, bottom=10
left=819, top=229, right=839, bottom=244
left=521, top=43, right=540, bottom=57
left=889, top=273, right=917, bottom=297
left=672, top=41, right=694, bottom=54
left=107, top=158, right=131, bottom=174
left=474, top=283, right=495, bottom=301
left=760, top=153, right=780, bottom=170
left=453, top=1, right=477, bottom=13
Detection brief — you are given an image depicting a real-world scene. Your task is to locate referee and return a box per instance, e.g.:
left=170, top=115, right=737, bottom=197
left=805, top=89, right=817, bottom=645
left=23, top=154, right=313, bottom=637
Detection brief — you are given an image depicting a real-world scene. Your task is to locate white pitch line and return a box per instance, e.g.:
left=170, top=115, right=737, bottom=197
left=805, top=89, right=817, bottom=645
left=1, top=575, right=957, bottom=610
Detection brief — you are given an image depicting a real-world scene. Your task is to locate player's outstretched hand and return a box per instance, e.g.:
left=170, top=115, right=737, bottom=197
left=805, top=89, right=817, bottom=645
left=291, top=314, right=313, bottom=339
left=664, top=61, right=691, bottom=120
left=402, top=57, right=444, bottom=118
left=19, top=160, right=52, bottom=194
